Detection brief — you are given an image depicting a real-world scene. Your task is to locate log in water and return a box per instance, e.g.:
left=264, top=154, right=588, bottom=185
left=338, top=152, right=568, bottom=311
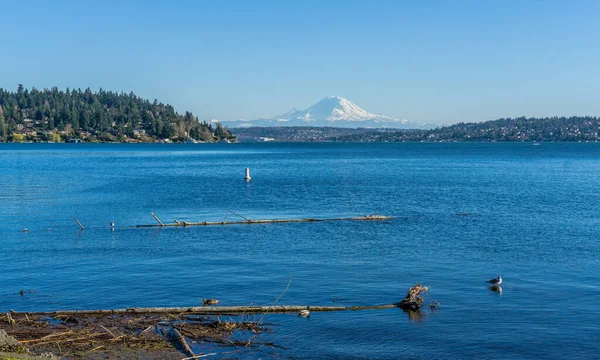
left=135, top=214, right=392, bottom=228
left=8, top=303, right=401, bottom=317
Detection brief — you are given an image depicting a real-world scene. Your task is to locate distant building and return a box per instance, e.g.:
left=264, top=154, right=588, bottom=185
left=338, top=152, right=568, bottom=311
left=258, top=137, right=275, bottom=142
left=133, top=129, right=146, bottom=137
left=68, top=139, right=81, bottom=143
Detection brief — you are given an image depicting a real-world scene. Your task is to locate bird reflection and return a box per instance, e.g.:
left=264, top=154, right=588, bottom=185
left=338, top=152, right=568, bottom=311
left=489, top=285, right=503, bottom=296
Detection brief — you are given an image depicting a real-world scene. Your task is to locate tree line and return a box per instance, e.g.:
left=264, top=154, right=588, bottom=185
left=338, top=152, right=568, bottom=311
left=234, top=116, right=600, bottom=142
left=0, top=85, right=233, bottom=142
left=330, top=116, right=600, bottom=142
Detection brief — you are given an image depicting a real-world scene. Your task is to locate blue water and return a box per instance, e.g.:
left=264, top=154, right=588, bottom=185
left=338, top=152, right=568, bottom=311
left=1, top=143, right=600, bottom=359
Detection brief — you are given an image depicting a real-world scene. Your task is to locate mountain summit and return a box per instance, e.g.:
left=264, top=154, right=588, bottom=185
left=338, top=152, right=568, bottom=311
left=277, top=96, right=402, bottom=123
left=218, top=96, right=428, bottom=129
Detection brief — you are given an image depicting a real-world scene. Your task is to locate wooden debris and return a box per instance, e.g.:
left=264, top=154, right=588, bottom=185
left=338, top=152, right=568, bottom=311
left=136, top=213, right=392, bottom=228
left=397, top=284, right=429, bottom=311
left=1, top=313, right=271, bottom=359
left=181, top=353, right=217, bottom=360
left=161, top=326, right=194, bottom=357
left=5, top=313, right=15, bottom=326
left=73, top=217, right=85, bottom=230
left=150, top=212, right=164, bottom=226
left=1, top=285, right=437, bottom=358
left=10, top=303, right=402, bottom=317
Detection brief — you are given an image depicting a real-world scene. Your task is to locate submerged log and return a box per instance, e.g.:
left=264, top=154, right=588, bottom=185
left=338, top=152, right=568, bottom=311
left=135, top=214, right=392, bottom=228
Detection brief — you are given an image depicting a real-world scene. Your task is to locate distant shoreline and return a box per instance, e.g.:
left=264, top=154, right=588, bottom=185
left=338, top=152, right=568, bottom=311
left=231, top=117, right=600, bottom=142
left=1, top=140, right=599, bottom=145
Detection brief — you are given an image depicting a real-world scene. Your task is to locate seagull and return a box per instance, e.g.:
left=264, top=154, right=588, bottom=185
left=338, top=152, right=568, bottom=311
left=298, top=307, right=310, bottom=318
left=486, top=276, right=502, bottom=286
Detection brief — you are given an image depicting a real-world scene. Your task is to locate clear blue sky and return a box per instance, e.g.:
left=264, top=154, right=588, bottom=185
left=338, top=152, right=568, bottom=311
left=1, top=0, right=599, bottom=124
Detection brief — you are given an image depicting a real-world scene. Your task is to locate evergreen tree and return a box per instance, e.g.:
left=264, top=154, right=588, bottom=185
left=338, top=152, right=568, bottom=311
left=71, top=107, right=80, bottom=130
left=0, top=104, right=5, bottom=142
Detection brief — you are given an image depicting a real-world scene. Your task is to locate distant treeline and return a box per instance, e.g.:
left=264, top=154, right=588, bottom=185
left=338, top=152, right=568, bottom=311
left=0, top=85, right=233, bottom=142
left=234, top=116, right=600, bottom=142
left=233, top=126, right=372, bottom=142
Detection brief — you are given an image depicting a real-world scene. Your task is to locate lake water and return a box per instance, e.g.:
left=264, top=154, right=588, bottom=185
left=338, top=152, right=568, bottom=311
left=1, top=143, right=599, bottom=359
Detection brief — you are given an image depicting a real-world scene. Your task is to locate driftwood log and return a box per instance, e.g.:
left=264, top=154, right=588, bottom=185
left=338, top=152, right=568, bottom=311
left=8, top=284, right=429, bottom=317
left=161, top=326, right=195, bottom=357
left=137, top=214, right=392, bottom=228
left=9, top=304, right=399, bottom=317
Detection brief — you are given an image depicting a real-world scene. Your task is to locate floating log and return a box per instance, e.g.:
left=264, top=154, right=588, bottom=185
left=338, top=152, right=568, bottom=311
left=135, top=214, right=392, bottom=228
left=7, top=284, right=429, bottom=318
left=225, top=209, right=250, bottom=222
left=9, top=303, right=401, bottom=317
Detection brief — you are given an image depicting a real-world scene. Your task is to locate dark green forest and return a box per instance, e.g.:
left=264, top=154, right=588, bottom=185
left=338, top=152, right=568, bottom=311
left=234, top=116, right=600, bottom=142
left=0, top=85, right=234, bottom=142
left=332, top=116, right=600, bottom=142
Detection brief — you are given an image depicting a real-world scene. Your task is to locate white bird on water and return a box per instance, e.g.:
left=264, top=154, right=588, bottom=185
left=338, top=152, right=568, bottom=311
left=486, top=276, right=502, bottom=286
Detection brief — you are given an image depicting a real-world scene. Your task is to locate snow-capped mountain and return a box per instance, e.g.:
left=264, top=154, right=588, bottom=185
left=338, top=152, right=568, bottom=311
left=217, top=96, right=429, bottom=129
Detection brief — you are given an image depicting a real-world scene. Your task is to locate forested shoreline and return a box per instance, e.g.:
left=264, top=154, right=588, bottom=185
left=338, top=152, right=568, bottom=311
left=0, top=85, right=235, bottom=143
left=234, top=116, right=600, bottom=142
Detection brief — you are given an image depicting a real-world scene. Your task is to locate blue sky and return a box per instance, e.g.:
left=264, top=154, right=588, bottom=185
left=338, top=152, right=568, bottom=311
left=1, top=0, right=599, bottom=124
